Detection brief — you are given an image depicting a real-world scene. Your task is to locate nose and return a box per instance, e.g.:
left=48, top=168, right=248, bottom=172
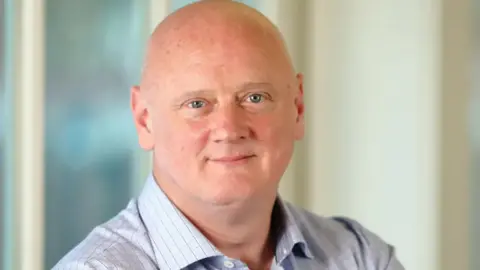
left=210, top=103, right=250, bottom=143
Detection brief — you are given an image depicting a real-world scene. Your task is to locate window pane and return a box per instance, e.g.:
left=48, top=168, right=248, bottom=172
left=0, top=0, right=4, bottom=267
left=44, top=0, right=148, bottom=268
left=472, top=1, right=480, bottom=269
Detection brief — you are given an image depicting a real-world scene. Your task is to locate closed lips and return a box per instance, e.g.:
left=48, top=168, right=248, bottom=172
left=209, top=155, right=255, bottom=162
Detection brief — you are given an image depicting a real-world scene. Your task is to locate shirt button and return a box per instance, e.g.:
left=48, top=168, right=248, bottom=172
left=283, top=249, right=288, bottom=254
left=223, top=260, right=235, bottom=268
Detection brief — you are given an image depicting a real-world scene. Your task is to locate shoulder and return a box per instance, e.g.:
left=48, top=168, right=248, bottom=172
left=52, top=200, right=157, bottom=270
left=283, top=202, right=404, bottom=269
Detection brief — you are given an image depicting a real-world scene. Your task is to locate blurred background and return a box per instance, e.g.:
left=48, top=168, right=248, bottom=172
left=0, top=0, right=478, bottom=269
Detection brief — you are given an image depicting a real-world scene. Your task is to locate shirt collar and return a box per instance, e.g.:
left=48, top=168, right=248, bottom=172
left=272, top=198, right=315, bottom=263
left=138, top=174, right=313, bottom=269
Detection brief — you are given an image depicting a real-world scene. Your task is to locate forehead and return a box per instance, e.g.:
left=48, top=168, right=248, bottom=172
left=142, top=10, right=295, bottom=96
left=157, top=39, right=289, bottom=93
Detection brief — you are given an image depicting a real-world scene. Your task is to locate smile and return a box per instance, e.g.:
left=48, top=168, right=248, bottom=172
left=208, top=155, right=255, bottom=165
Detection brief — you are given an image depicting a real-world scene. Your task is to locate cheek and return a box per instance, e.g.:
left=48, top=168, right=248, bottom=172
left=252, top=113, right=296, bottom=166
left=155, top=118, right=210, bottom=159
left=185, top=120, right=210, bottom=151
left=253, top=113, right=296, bottom=142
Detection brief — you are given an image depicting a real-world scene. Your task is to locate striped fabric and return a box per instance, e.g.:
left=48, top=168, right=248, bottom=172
left=53, top=174, right=405, bottom=270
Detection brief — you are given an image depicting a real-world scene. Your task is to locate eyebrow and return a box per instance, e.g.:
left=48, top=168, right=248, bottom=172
left=172, top=89, right=215, bottom=106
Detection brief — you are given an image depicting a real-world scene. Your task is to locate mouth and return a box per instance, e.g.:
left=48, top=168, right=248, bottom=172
left=208, top=155, right=255, bottom=165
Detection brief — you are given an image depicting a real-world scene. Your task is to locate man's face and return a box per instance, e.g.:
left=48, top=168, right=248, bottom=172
left=134, top=29, right=304, bottom=206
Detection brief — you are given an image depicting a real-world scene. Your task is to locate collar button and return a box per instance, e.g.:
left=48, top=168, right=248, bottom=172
left=223, top=260, right=235, bottom=269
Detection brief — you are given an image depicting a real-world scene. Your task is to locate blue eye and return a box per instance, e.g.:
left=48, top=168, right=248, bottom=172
left=247, top=94, right=264, bottom=103
left=187, top=100, right=206, bottom=109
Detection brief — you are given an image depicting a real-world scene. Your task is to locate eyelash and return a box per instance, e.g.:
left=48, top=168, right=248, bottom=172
left=245, top=93, right=263, bottom=103
left=244, top=92, right=273, bottom=103
left=183, top=92, right=272, bottom=109
left=186, top=100, right=207, bottom=109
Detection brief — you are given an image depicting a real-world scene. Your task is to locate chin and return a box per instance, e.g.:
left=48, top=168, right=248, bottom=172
left=193, top=171, right=273, bottom=205
left=199, top=183, right=256, bottom=206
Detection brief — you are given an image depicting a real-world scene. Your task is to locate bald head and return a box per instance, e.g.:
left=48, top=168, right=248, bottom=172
left=140, top=0, right=295, bottom=93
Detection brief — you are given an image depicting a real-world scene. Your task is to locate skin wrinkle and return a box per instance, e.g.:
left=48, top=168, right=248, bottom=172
left=130, top=1, right=305, bottom=269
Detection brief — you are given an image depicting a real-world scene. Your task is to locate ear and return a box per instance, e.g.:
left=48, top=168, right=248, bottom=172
left=130, top=85, right=154, bottom=150
left=294, top=73, right=305, bottom=140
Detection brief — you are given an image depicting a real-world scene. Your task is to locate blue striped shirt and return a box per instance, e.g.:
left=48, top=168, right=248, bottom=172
left=53, top=174, right=404, bottom=269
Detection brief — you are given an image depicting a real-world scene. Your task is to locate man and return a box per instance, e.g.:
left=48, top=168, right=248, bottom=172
left=54, top=1, right=404, bottom=269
